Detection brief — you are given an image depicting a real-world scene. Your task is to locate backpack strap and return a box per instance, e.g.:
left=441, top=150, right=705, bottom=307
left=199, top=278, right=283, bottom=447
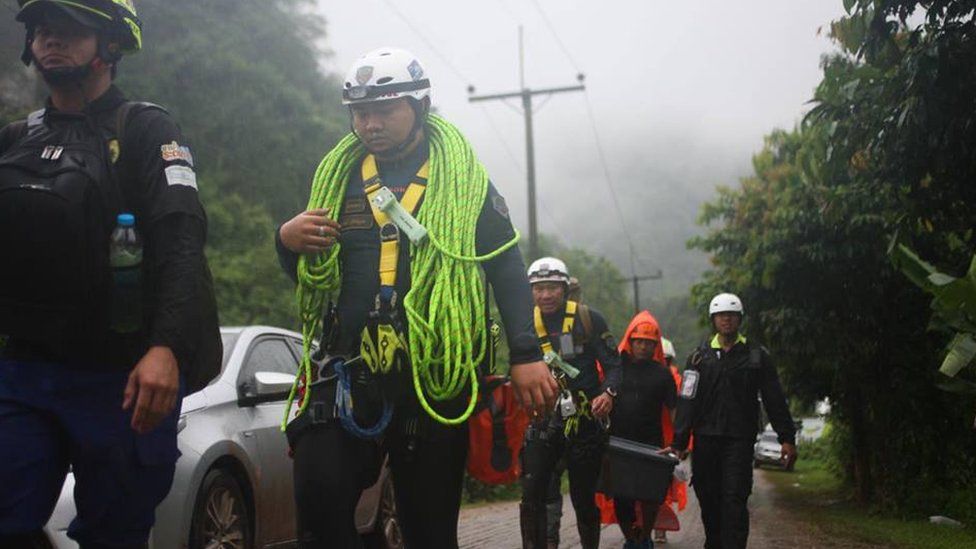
left=3, top=109, right=44, bottom=146
left=26, top=108, right=45, bottom=131
left=577, top=303, right=594, bottom=344
left=114, top=101, right=166, bottom=151
left=749, top=344, right=763, bottom=369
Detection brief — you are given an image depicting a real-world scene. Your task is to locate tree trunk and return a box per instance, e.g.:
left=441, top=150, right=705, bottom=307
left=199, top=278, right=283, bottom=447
left=848, top=387, right=873, bottom=503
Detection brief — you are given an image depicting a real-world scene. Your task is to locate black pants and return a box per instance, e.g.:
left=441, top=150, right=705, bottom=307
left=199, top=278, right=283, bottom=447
left=520, top=416, right=606, bottom=548
left=613, top=497, right=659, bottom=542
left=292, top=408, right=469, bottom=548
left=691, top=435, right=755, bottom=549
left=545, top=459, right=566, bottom=545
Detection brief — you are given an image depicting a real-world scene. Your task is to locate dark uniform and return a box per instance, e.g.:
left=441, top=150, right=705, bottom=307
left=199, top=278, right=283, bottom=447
left=610, top=354, right=677, bottom=537
left=672, top=334, right=795, bottom=549
left=0, top=86, right=219, bottom=545
left=519, top=304, right=621, bottom=549
left=276, top=136, right=541, bottom=548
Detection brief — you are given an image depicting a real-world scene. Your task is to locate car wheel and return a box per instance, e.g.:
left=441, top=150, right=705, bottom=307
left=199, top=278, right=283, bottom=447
left=189, top=468, right=253, bottom=549
left=365, top=475, right=404, bottom=549
left=753, top=460, right=761, bottom=469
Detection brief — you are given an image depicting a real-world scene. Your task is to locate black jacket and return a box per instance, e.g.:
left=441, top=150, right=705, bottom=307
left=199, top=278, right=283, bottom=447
left=0, top=86, right=219, bottom=392
left=276, top=136, right=542, bottom=367
left=672, top=335, right=795, bottom=451
left=538, top=304, right=621, bottom=399
left=610, top=356, right=676, bottom=445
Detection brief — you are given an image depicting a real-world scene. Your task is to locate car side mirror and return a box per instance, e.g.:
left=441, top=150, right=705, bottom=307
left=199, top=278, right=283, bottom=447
left=238, top=371, right=295, bottom=407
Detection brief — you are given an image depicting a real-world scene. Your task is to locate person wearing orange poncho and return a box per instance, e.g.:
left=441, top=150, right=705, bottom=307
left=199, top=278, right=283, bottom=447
left=596, top=311, right=676, bottom=548
left=653, top=337, right=688, bottom=545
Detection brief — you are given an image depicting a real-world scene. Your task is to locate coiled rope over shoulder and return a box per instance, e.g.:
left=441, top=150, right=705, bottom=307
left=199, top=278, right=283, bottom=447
left=282, top=115, right=519, bottom=430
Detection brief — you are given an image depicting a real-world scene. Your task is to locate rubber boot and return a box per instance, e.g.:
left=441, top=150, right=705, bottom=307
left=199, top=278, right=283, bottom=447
left=577, top=518, right=601, bottom=549
left=520, top=502, right=547, bottom=549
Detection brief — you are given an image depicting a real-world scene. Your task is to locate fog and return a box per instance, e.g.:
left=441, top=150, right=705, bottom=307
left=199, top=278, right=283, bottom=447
left=317, top=0, right=844, bottom=295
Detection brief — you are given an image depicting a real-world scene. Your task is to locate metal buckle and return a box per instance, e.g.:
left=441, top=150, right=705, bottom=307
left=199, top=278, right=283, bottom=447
left=380, top=222, right=399, bottom=242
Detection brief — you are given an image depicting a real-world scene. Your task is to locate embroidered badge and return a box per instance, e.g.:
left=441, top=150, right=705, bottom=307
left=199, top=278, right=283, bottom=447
left=338, top=213, right=374, bottom=231
left=680, top=370, right=700, bottom=399
left=492, top=195, right=510, bottom=218
left=160, top=141, right=194, bottom=166
left=107, top=139, right=120, bottom=163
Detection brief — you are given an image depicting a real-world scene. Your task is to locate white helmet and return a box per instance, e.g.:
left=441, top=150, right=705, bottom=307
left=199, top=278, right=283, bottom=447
left=709, top=293, right=744, bottom=316
left=662, top=338, right=676, bottom=359
left=527, top=257, right=570, bottom=285
left=342, top=47, right=431, bottom=105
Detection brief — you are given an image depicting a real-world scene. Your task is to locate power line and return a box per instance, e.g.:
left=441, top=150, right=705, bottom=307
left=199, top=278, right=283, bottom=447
left=527, top=0, right=653, bottom=275
left=377, top=0, right=473, bottom=85
left=478, top=103, right=572, bottom=241
left=528, top=0, right=582, bottom=74
left=580, top=91, right=651, bottom=276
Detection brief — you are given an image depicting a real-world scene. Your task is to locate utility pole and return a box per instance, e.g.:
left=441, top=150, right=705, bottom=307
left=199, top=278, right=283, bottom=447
left=621, top=270, right=663, bottom=314
left=468, top=26, right=585, bottom=259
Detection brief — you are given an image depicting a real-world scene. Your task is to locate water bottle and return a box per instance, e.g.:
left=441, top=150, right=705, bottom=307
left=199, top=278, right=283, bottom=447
left=109, top=213, right=143, bottom=333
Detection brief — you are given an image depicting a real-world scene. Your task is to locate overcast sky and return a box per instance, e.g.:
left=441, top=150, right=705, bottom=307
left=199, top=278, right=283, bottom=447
left=316, top=0, right=844, bottom=293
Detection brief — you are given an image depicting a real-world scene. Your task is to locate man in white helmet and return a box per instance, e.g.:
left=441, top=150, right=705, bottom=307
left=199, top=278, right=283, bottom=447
left=276, top=48, right=556, bottom=548
left=520, top=257, right=622, bottom=549
left=667, top=293, right=797, bottom=549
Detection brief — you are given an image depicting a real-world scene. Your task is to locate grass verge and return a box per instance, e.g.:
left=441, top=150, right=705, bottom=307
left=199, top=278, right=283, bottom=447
left=764, top=457, right=976, bottom=549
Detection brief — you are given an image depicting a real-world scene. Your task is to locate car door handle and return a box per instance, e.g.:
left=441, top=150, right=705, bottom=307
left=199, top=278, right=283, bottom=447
left=243, top=431, right=255, bottom=438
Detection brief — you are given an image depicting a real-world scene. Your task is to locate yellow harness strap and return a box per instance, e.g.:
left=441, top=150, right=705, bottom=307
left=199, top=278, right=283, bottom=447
left=534, top=300, right=578, bottom=356
left=361, top=154, right=429, bottom=289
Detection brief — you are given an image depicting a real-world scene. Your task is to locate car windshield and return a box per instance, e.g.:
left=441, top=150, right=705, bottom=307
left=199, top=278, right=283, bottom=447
left=761, top=433, right=778, bottom=443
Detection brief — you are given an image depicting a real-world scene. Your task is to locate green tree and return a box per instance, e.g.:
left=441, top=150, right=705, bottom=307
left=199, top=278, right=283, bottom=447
left=691, top=1, right=976, bottom=515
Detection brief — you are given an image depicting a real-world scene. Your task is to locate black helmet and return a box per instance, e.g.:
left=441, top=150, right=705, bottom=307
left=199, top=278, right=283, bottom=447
left=16, top=0, right=142, bottom=66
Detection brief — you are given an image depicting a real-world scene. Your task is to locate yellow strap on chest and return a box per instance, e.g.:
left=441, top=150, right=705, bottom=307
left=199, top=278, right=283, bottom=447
left=361, top=154, right=429, bottom=288
left=534, top=300, right=578, bottom=356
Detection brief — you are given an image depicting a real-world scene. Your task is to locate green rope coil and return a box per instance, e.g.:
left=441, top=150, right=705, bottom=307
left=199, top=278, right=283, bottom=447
left=281, top=115, right=519, bottom=431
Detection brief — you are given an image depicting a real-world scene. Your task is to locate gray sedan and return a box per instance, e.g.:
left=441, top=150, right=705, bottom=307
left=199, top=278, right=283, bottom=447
left=45, top=326, right=403, bottom=549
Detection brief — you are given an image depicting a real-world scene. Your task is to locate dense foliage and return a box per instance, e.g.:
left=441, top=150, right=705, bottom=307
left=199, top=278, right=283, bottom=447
left=691, top=0, right=976, bottom=515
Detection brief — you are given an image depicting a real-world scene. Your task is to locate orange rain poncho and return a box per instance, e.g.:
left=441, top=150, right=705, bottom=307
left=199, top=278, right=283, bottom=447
left=596, top=310, right=688, bottom=529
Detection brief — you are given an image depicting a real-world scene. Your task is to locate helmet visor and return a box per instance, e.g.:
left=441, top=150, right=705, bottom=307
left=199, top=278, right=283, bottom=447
left=17, top=0, right=110, bottom=29
left=343, top=79, right=430, bottom=104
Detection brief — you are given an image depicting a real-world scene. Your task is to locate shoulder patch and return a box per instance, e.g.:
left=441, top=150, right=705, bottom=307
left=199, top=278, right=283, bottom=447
left=680, top=370, right=700, bottom=399
left=492, top=194, right=510, bottom=218
left=160, top=141, right=194, bottom=166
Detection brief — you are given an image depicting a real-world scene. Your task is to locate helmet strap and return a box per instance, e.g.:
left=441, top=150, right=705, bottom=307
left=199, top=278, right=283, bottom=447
left=22, top=25, right=117, bottom=83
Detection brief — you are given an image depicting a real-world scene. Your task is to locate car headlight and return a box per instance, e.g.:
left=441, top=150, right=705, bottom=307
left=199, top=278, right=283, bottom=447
left=177, top=415, right=188, bottom=434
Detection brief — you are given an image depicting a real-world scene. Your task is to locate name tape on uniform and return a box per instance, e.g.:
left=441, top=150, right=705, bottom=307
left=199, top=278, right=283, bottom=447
left=164, top=165, right=198, bottom=190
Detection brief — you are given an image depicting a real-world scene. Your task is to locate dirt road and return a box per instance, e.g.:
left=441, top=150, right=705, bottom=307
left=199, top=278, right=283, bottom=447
left=458, top=469, right=882, bottom=548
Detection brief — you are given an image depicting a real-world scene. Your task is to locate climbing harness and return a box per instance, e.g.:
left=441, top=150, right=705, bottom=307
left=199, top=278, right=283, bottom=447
left=533, top=300, right=599, bottom=435
left=334, top=357, right=394, bottom=439
left=282, top=115, right=520, bottom=431
left=358, top=153, right=428, bottom=375
left=534, top=301, right=581, bottom=379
